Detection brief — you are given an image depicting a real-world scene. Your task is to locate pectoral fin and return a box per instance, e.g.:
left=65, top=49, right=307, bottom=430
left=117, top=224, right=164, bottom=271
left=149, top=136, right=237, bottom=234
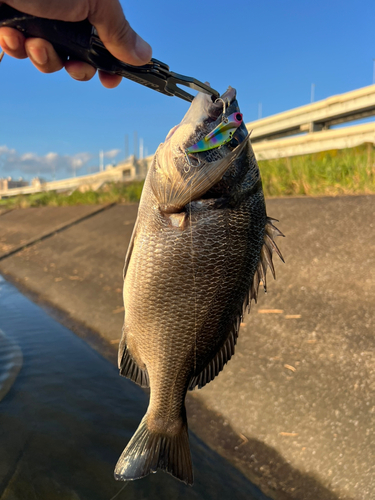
left=118, top=326, right=150, bottom=388
left=123, top=218, right=138, bottom=279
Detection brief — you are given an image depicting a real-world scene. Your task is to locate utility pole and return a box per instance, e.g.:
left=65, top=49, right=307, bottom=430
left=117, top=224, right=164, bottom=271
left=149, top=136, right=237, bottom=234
left=99, top=150, right=104, bottom=172
left=133, top=131, right=138, bottom=160
left=311, top=83, right=315, bottom=103
left=124, top=134, right=129, bottom=160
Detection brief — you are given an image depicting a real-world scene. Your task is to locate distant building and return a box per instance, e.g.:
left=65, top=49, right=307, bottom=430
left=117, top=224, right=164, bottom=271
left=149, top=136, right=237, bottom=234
left=31, top=177, right=46, bottom=188
left=8, top=178, right=29, bottom=189
left=0, top=177, right=29, bottom=190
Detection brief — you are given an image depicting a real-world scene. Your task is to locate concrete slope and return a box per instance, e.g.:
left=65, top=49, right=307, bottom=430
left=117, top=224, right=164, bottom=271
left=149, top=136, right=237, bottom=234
left=0, top=197, right=373, bottom=500
left=194, top=195, right=375, bottom=500
left=0, top=205, right=110, bottom=260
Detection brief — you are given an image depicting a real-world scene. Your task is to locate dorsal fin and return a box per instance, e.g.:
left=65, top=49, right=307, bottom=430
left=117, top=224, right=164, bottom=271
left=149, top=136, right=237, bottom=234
left=248, top=217, right=285, bottom=308
left=188, top=217, right=284, bottom=391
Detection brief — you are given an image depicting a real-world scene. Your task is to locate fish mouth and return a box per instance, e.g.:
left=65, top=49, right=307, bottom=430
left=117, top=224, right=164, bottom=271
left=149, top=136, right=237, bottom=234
left=163, top=86, right=248, bottom=171
left=184, top=86, right=248, bottom=161
left=151, top=86, right=250, bottom=212
left=206, top=86, right=237, bottom=121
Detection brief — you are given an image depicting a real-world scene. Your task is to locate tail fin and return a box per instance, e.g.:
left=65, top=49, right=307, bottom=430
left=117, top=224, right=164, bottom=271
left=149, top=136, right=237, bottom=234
left=114, top=410, right=193, bottom=485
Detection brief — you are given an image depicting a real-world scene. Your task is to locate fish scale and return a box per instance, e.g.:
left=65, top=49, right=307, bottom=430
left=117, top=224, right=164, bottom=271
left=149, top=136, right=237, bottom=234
left=115, top=88, right=283, bottom=485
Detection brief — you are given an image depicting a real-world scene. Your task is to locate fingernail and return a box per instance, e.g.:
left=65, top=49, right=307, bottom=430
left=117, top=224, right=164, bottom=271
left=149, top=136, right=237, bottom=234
left=134, top=34, right=152, bottom=63
left=69, top=72, right=80, bottom=80
left=69, top=71, right=85, bottom=81
left=28, top=46, right=48, bottom=65
left=2, top=35, right=19, bottom=51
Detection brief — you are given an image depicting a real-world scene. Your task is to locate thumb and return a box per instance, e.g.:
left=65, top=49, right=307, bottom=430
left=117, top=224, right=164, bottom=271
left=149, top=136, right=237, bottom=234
left=89, top=0, right=152, bottom=66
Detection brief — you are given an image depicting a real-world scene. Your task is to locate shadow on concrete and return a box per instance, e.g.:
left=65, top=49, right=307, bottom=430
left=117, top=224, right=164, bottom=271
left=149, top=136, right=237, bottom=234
left=186, top=396, right=353, bottom=500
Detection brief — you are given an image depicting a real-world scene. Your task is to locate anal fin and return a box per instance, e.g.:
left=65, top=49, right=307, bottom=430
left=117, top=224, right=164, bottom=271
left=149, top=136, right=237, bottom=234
left=188, top=319, right=239, bottom=390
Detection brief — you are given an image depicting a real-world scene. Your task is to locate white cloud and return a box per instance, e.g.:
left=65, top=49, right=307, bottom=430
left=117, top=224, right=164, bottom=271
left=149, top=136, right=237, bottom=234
left=20, top=152, right=38, bottom=161
left=0, top=145, right=16, bottom=155
left=103, top=148, right=121, bottom=159
left=45, top=152, right=59, bottom=161
left=0, top=145, right=93, bottom=178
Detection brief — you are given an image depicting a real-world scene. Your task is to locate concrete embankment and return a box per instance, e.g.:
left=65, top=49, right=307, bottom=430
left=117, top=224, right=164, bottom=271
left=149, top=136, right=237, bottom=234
left=0, top=196, right=374, bottom=500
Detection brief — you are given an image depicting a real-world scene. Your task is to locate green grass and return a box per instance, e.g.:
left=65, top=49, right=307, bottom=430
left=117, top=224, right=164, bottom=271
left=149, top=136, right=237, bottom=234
left=258, top=143, right=375, bottom=197
left=1, top=144, right=374, bottom=209
left=0, top=180, right=145, bottom=209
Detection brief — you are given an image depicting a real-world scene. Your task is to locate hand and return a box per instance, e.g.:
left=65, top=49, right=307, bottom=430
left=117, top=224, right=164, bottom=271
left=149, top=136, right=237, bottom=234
left=0, top=0, right=152, bottom=88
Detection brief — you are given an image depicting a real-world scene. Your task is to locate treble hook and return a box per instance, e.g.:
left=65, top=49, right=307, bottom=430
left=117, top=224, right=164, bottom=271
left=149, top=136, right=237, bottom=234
left=183, top=151, right=192, bottom=173
left=183, top=149, right=201, bottom=173
left=215, top=97, right=229, bottom=123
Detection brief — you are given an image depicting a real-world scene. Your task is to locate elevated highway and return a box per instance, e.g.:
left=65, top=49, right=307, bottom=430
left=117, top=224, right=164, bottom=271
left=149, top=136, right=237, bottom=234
left=252, top=121, right=375, bottom=160
left=246, top=84, right=375, bottom=142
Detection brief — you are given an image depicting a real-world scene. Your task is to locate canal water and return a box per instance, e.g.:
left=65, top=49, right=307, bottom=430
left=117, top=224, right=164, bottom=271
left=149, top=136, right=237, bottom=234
left=0, top=275, right=267, bottom=500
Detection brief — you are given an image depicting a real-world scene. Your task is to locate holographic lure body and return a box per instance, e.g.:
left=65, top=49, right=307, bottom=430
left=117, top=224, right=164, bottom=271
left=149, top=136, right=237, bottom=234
left=186, top=112, right=243, bottom=155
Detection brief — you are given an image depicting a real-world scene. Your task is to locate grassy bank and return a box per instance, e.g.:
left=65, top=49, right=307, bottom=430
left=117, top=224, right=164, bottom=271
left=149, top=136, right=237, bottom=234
left=0, top=180, right=145, bottom=209
left=258, top=143, right=375, bottom=197
left=1, top=144, right=374, bottom=209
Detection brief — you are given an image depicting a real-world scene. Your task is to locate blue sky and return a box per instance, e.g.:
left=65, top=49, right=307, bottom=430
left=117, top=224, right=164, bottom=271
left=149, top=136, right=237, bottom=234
left=1, top=0, right=374, bottom=180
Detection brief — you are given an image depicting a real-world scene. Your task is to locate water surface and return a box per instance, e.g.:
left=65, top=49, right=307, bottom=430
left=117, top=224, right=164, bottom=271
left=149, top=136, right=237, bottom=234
left=0, top=328, right=22, bottom=402
left=0, top=276, right=267, bottom=500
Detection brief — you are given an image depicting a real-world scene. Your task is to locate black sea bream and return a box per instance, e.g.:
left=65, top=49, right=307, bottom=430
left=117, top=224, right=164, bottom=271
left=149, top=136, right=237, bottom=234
left=115, top=87, right=283, bottom=485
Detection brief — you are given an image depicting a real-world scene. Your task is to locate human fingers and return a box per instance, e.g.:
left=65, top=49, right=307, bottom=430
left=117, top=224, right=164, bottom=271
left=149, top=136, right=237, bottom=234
left=0, top=25, right=96, bottom=80
left=0, top=0, right=152, bottom=85
left=65, top=60, right=96, bottom=82
left=24, top=37, right=64, bottom=73
left=1, top=0, right=152, bottom=65
left=89, top=0, right=152, bottom=66
left=97, top=70, right=122, bottom=89
left=0, top=26, right=27, bottom=59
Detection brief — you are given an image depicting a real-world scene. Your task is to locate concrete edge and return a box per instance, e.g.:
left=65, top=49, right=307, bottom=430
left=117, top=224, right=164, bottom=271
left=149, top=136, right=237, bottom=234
left=0, top=203, right=116, bottom=262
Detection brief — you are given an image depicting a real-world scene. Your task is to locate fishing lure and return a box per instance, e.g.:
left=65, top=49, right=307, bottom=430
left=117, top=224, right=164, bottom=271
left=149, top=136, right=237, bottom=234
left=186, top=112, right=243, bottom=155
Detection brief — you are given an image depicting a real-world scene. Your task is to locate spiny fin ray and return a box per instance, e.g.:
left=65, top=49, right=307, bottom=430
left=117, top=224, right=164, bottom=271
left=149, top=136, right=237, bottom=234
left=188, top=327, right=238, bottom=390
left=251, top=217, right=284, bottom=298
left=188, top=217, right=283, bottom=391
